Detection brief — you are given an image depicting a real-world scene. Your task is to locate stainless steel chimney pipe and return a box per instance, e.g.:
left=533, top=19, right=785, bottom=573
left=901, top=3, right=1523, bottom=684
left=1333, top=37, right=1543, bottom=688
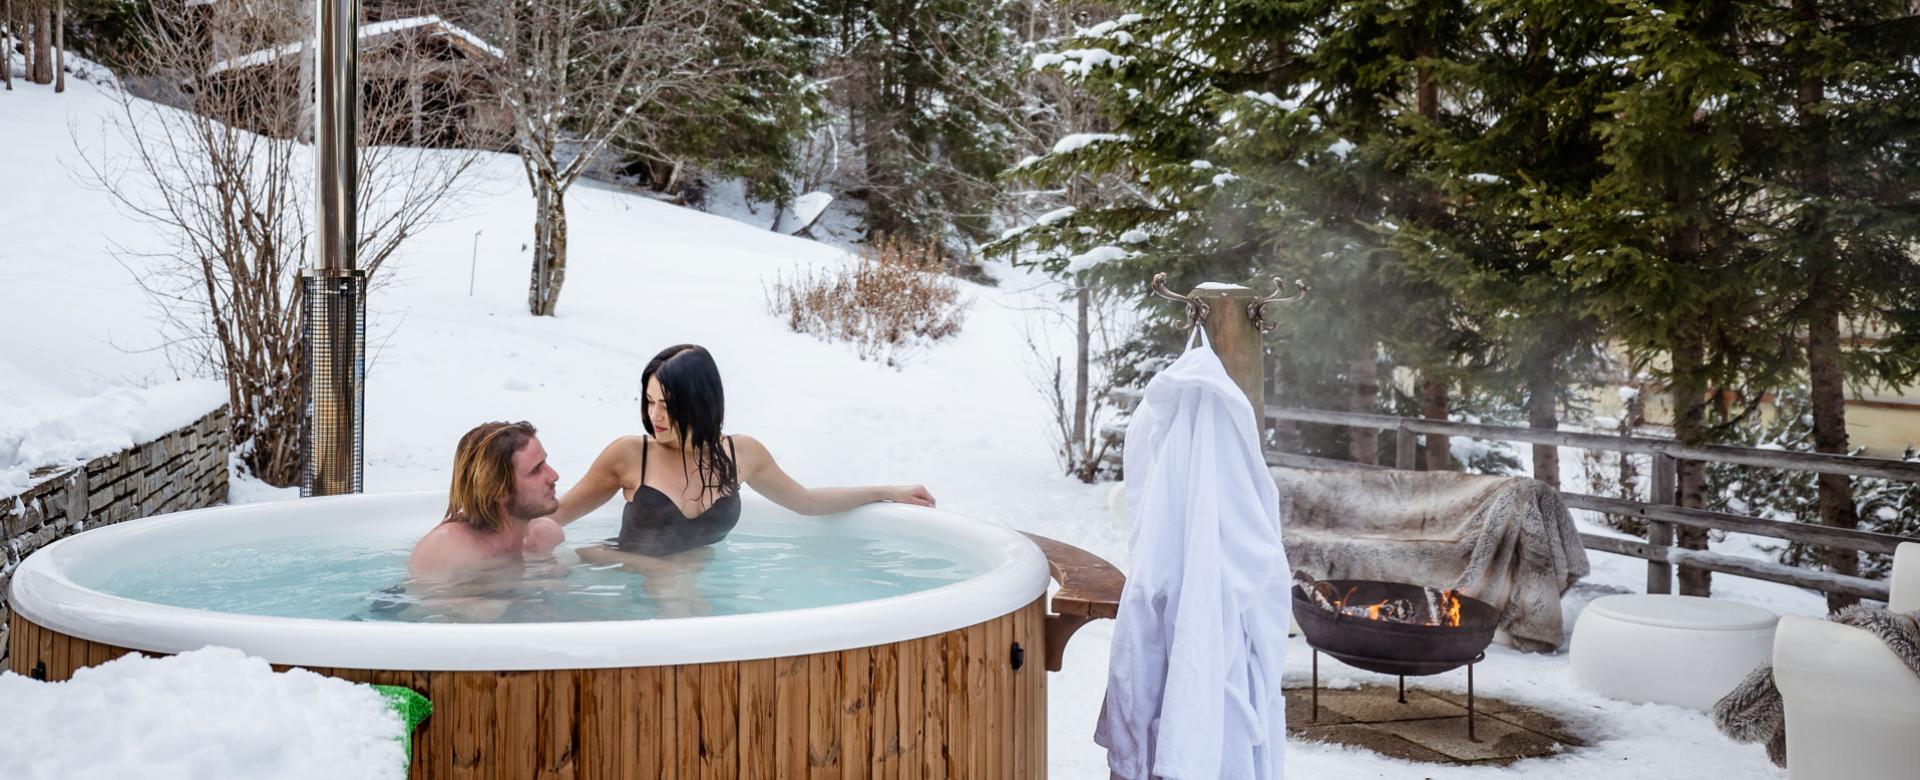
left=301, top=0, right=366, bottom=497
left=314, top=0, right=357, bottom=273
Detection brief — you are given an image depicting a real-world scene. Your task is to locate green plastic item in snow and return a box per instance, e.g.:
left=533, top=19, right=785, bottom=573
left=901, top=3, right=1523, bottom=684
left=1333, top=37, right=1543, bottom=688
left=372, top=684, right=433, bottom=767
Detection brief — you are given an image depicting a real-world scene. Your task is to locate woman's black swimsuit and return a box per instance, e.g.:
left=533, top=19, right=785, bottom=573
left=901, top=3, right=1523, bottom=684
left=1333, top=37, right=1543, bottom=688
left=611, top=436, right=741, bottom=556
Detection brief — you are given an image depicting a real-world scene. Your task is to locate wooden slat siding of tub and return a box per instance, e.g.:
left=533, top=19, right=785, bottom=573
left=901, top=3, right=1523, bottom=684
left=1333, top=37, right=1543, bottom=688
left=37, top=613, right=57, bottom=678
left=651, top=664, right=680, bottom=779
left=806, top=646, right=842, bottom=777
left=705, top=662, right=742, bottom=778
left=93, top=639, right=119, bottom=672
left=774, top=655, right=808, bottom=777
left=53, top=624, right=72, bottom=682
left=944, top=622, right=971, bottom=780
left=580, top=668, right=613, bottom=779
left=1013, top=614, right=1029, bottom=780
left=612, top=667, right=638, bottom=778
left=990, top=614, right=1006, bottom=772
left=895, top=633, right=924, bottom=780
left=1028, top=598, right=1050, bottom=777
left=991, top=612, right=1011, bottom=779
left=611, top=667, right=640, bottom=779
left=869, top=640, right=899, bottom=780
left=675, top=665, right=702, bottom=778
left=1019, top=602, right=1036, bottom=779
left=840, top=644, right=873, bottom=775
left=920, top=632, right=949, bottom=779
left=453, top=670, right=489, bottom=778
left=6, top=600, right=1044, bottom=779
left=5, top=611, right=26, bottom=675
left=1009, top=604, right=1026, bottom=778
left=958, top=621, right=981, bottom=777
left=971, top=619, right=993, bottom=776
left=542, top=669, right=578, bottom=779
left=737, top=658, right=777, bottom=780
left=500, top=671, right=538, bottom=777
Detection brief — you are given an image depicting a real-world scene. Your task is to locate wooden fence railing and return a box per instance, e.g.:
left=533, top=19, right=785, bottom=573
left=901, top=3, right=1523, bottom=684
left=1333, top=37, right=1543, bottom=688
left=1119, top=278, right=1914, bottom=602
left=1260, top=405, right=1920, bottom=602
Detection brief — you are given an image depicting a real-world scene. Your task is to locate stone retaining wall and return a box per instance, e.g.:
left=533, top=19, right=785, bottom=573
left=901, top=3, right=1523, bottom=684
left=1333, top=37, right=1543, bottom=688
left=1, top=406, right=230, bottom=668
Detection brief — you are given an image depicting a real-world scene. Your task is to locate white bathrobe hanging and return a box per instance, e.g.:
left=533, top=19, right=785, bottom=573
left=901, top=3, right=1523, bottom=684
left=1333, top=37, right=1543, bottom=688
left=1096, top=329, right=1291, bottom=780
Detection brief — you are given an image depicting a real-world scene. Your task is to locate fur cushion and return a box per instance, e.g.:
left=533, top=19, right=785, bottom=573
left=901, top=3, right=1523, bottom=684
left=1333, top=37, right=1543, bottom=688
left=1712, top=606, right=1920, bottom=768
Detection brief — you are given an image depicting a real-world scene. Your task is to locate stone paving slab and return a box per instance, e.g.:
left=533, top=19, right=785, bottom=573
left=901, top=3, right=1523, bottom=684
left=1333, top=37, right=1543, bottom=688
left=1285, top=683, right=1583, bottom=766
left=1422, top=685, right=1525, bottom=714
left=1367, top=713, right=1562, bottom=764
left=1298, top=723, right=1457, bottom=764
left=1311, top=686, right=1477, bottom=722
left=1479, top=705, right=1590, bottom=748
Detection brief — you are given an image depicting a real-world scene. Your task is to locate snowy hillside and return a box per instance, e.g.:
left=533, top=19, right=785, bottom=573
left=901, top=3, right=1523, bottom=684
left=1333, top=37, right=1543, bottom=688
left=0, top=75, right=1810, bottom=778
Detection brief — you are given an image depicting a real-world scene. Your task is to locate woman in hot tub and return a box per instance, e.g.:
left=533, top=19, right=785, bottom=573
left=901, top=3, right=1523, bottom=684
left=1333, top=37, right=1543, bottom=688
left=545, top=344, right=933, bottom=606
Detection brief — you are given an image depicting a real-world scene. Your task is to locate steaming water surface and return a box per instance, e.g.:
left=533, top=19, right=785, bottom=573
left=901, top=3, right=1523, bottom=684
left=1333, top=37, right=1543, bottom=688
left=80, top=511, right=988, bottom=623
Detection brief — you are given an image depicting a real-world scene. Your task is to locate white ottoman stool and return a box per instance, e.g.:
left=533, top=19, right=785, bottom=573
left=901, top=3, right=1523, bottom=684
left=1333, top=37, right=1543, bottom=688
left=1570, top=594, right=1779, bottom=711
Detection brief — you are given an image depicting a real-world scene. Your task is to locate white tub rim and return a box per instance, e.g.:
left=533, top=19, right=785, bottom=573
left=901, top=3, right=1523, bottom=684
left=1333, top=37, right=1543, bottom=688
left=7, top=491, right=1050, bottom=671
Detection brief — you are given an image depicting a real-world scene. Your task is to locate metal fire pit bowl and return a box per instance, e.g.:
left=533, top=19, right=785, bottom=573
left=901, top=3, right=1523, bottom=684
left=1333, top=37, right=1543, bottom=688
left=1292, top=579, right=1503, bottom=741
left=1290, top=580, right=1500, bottom=676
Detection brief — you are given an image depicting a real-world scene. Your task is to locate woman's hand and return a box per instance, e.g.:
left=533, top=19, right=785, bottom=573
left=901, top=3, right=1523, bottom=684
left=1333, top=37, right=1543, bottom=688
left=885, top=485, right=935, bottom=507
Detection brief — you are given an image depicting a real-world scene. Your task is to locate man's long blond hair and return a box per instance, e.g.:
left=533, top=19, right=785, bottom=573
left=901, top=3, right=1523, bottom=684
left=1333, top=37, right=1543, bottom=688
left=444, top=421, right=538, bottom=534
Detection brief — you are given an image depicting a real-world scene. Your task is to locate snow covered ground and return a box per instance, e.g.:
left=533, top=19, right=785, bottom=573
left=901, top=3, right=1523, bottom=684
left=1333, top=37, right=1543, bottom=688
left=0, top=74, right=1828, bottom=778
left=0, top=648, right=407, bottom=780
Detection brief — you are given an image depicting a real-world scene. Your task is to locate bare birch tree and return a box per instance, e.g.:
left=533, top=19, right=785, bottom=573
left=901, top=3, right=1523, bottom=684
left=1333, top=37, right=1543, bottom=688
left=463, top=0, right=740, bottom=316
left=78, top=0, right=481, bottom=485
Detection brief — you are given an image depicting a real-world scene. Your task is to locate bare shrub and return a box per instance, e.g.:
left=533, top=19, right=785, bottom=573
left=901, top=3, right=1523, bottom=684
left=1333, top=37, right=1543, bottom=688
left=764, top=234, right=969, bottom=367
left=78, top=0, right=480, bottom=485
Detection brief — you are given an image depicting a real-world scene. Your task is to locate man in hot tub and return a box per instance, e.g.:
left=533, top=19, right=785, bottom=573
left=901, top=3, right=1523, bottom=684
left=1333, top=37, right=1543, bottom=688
left=407, top=420, right=567, bottom=584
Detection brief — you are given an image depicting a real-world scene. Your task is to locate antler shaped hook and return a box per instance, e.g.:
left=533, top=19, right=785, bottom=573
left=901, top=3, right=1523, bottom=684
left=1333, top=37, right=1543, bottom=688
left=1249, top=276, right=1310, bottom=333
left=1150, top=272, right=1211, bottom=329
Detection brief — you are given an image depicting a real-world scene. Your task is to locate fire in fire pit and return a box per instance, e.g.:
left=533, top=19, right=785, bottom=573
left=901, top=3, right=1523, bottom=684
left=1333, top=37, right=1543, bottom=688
left=1296, top=574, right=1466, bottom=628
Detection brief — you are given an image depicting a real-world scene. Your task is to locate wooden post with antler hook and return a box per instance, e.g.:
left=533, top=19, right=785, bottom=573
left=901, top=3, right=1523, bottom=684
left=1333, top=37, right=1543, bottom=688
left=1150, top=274, right=1309, bottom=435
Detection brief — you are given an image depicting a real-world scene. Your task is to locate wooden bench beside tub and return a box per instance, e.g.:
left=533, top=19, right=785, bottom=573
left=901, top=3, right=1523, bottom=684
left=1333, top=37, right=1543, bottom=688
left=1021, top=532, right=1125, bottom=672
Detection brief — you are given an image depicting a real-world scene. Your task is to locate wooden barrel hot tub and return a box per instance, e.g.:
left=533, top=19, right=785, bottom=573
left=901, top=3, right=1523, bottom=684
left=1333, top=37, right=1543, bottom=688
left=5, top=493, right=1120, bottom=778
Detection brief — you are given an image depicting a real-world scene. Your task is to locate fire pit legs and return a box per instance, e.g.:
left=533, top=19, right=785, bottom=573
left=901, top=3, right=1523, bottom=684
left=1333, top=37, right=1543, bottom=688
left=1301, top=650, right=1486, bottom=742
left=1310, top=649, right=1320, bottom=723
left=1468, top=661, right=1476, bottom=742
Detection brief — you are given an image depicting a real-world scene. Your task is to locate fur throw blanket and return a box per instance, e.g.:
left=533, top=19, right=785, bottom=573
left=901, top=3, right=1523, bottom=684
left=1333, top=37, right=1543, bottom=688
left=1273, top=467, right=1590, bottom=652
left=1713, top=606, right=1920, bottom=767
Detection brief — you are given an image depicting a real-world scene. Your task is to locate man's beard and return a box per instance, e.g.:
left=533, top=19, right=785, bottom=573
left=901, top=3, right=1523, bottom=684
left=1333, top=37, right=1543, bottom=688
left=508, top=490, right=560, bottom=522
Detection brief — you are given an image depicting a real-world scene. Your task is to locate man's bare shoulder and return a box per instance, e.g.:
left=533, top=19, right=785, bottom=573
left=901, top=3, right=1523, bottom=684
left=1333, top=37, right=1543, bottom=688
left=409, top=522, right=488, bottom=579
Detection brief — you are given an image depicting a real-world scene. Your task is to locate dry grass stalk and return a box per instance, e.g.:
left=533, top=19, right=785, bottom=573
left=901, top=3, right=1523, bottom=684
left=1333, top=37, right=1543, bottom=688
left=764, top=234, right=969, bottom=367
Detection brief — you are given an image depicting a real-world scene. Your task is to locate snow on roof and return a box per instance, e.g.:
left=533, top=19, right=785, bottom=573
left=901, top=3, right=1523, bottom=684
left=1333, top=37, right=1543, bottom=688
left=206, top=15, right=502, bottom=76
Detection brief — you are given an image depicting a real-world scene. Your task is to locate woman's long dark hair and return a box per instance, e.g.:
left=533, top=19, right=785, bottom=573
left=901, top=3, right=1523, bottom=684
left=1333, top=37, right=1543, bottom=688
left=642, top=344, right=738, bottom=494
